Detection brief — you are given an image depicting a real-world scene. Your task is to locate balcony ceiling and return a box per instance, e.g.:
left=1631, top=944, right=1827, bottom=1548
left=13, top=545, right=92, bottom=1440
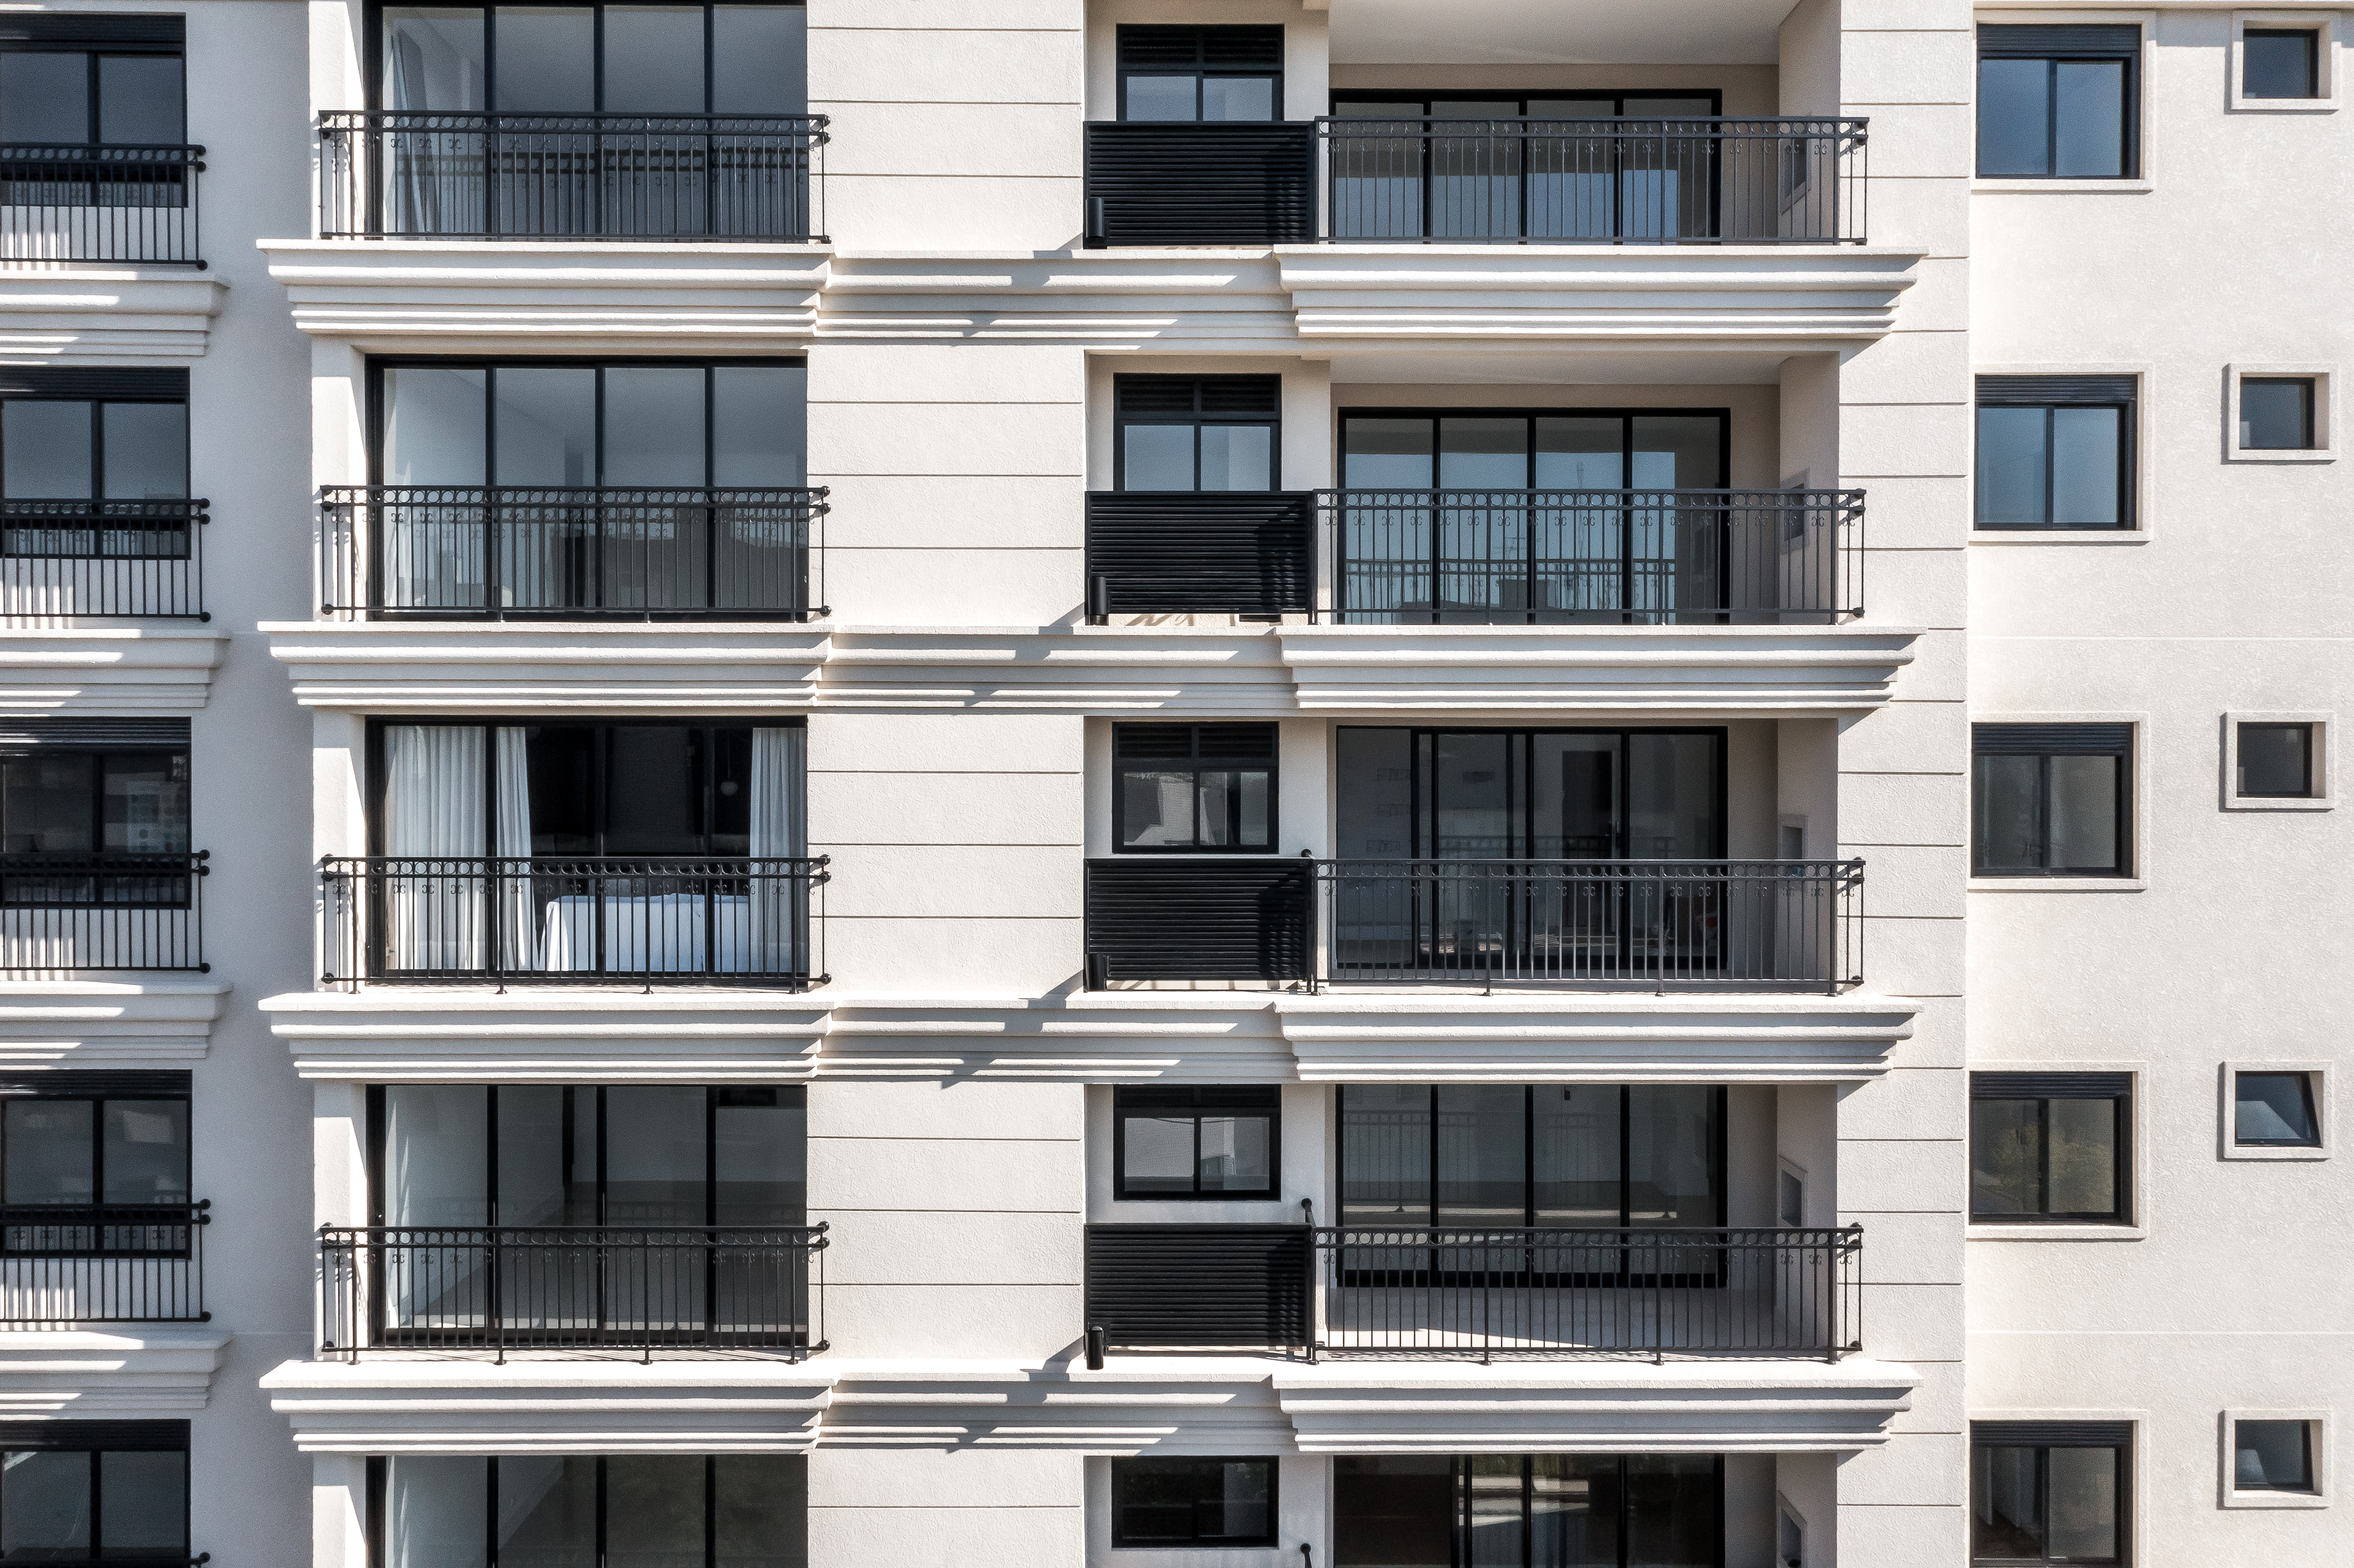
left=1328, top=0, right=1796, bottom=66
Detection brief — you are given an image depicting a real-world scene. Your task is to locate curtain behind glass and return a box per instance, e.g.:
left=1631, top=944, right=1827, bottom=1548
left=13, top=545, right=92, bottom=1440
left=386, top=1456, right=489, bottom=1568
left=746, top=726, right=806, bottom=974
left=384, top=1086, right=489, bottom=1330
left=383, top=725, right=487, bottom=971
left=495, top=727, right=535, bottom=970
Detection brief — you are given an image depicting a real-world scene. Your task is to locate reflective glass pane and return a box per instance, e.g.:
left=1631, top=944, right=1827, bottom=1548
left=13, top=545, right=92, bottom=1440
left=1202, top=77, right=1274, bottom=121
left=1199, top=424, right=1273, bottom=490
left=1626, top=732, right=1720, bottom=858
left=602, top=367, right=707, bottom=485
left=603, top=6, right=705, bottom=112
left=1630, top=416, right=1722, bottom=489
left=1533, top=417, right=1623, bottom=490
left=100, top=1099, right=188, bottom=1204
left=2, top=754, right=96, bottom=853
left=383, top=367, right=488, bottom=486
left=2047, top=1096, right=2119, bottom=1216
left=1120, top=768, right=1199, bottom=848
left=1340, top=1085, right=1430, bottom=1226
left=383, top=9, right=486, bottom=112
left=1625, top=1454, right=1719, bottom=1568
left=1, top=1451, right=92, bottom=1556
left=1535, top=1084, right=1622, bottom=1226
left=1972, top=753, right=2043, bottom=872
left=1199, top=1114, right=1272, bottom=1192
left=97, top=1450, right=183, bottom=1556
left=1438, top=417, right=1527, bottom=490
left=2235, top=1072, right=2320, bottom=1146
left=1464, top=1456, right=1522, bottom=1568
left=2240, top=377, right=2314, bottom=450
left=605, top=1085, right=707, bottom=1224
left=1237, top=770, right=1270, bottom=847
left=2236, top=723, right=2312, bottom=798
left=716, top=1455, right=806, bottom=1568
left=385, top=1456, right=487, bottom=1568
left=1976, top=405, right=2050, bottom=529
left=493, top=7, right=594, bottom=112
left=2047, top=1446, right=2120, bottom=1559
left=604, top=1456, right=705, bottom=1568
left=1532, top=734, right=1619, bottom=859
left=496, top=1085, right=592, bottom=1226
left=1198, top=770, right=1237, bottom=846
left=1121, top=424, right=1194, bottom=490
left=1124, top=75, right=1196, bottom=121
left=384, top=1085, right=489, bottom=1227
left=2046, top=754, right=2120, bottom=872
left=101, top=752, right=187, bottom=854
left=492, top=368, right=595, bottom=487
left=2049, top=405, right=2121, bottom=527
left=495, top=1456, right=594, bottom=1568
left=0, top=54, right=89, bottom=143
left=1977, top=58, right=2050, bottom=177
left=1436, top=1084, right=1525, bottom=1226
left=1432, top=732, right=1510, bottom=857
left=2235, top=1420, right=2313, bottom=1490
left=1335, top=726, right=1413, bottom=860
left=1628, top=1085, right=1717, bottom=1227
left=3, top=1100, right=93, bottom=1204
left=96, top=56, right=181, bottom=145
left=1121, top=1114, right=1194, bottom=1192
left=3, top=402, right=94, bottom=499
left=2053, top=60, right=2127, bottom=177
left=713, top=7, right=806, bottom=115
left=1343, top=417, right=1435, bottom=489
left=2244, top=31, right=2319, bottom=99
left=101, top=404, right=186, bottom=500
left=1970, top=1098, right=2042, bottom=1216
left=1532, top=1455, right=1617, bottom=1568
left=715, top=1091, right=803, bottom=1227
left=1333, top=1456, right=1452, bottom=1568
left=1970, top=1445, right=2043, bottom=1560
left=712, top=366, right=806, bottom=487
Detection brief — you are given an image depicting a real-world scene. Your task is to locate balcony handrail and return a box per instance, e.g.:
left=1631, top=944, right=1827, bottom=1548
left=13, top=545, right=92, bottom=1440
left=318, top=110, right=828, bottom=242
left=0, top=142, right=206, bottom=266
left=0, top=850, right=209, bottom=973
left=0, top=1198, right=210, bottom=1324
left=1308, top=1222, right=1862, bottom=1363
left=0, top=497, right=209, bottom=620
left=319, top=853, right=828, bottom=989
left=318, top=484, right=828, bottom=621
left=318, top=1220, right=828, bottom=1363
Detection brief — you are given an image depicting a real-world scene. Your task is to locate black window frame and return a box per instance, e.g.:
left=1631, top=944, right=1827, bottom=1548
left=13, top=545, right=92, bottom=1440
left=1332, top=1453, right=1726, bottom=1568
left=1112, top=1085, right=1281, bottom=1201
left=1114, top=24, right=1284, bottom=124
left=2231, top=1418, right=2317, bottom=1493
left=0, top=367, right=190, bottom=509
left=1337, top=406, right=1731, bottom=493
left=1969, top=1073, right=2132, bottom=1225
left=2234, top=721, right=2317, bottom=800
left=1110, top=1455, right=1278, bottom=1548
left=2232, top=1070, right=2322, bottom=1149
left=1976, top=25, right=2141, bottom=179
left=1110, top=722, right=1280, bottom=856
left=2242, top=28, right=2322, bottom=100
left=1112, top=374, right=1282, bottom=492
left=0, top=1071, right=195, bottom=1259
left=1973, top=376, right=2136, bottom=532
left=1971, top=723, right=2133, bottom=878
left=0, top=1419, right=191, bottom=1568
left=0, top=15, right=186, bottom=146
left=1970, top=1421, right=2130, bottom=1567
left=2237, top=375, right=2317, bottom=451
left=0, top=718, right=194, bottom=911
left=365, top=1453, right=808, bottom=1568
left=365, top=1082, right=805, bottom=1226
left=1336, top=1083, right=1730, bottom=1231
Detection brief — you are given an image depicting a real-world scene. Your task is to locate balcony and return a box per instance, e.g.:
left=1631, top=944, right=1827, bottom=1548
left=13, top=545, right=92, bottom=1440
left=1, top=498, right=208, bottom=619
left=319, top=113, right=827, bottom=242
left=318, top=1222, right=825, bottom=1360
left=0, top=1200, right=210, bottom=1324
left=0, top=852, right=210, bottom=974
left=1086, top=1223, right=1861, bottom=1361
left=320, top=856, right=826, bottom=989
left=1087, top=488, right=1863, bottom=624
left=0, top=143, right=205, bottom=265
left=319, top=486, right=826, bottom=621
left=1086, top=858, right=1862, bottom=993
left=1084, top=118, right=1865, bottom=248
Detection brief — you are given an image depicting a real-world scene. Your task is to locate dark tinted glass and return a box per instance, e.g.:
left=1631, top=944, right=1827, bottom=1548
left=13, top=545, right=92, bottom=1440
left=2240, top=377, right=2315, bottom=450
left=1972, top=750, right=2124, bottom=875
left=2243, top=30, right=2319, bottom=99
left=0, top=53, right=88, bottom=142
left=1, top=1450, right=94, bottom=1556
left=2236, top=723, right=2313, bottom=797
left=1112, top=1457, right=1275, bottom=1545
left=604, top=1456, right=704, bottom=1568
left=2235, top=1421, right=2314, bottom=1490
left=714, top=1455, right=806, bottom=1568
left=98, top=1450, right=185, bottom=1556
left=101, top=1099, right=189, bottom=1203
left=1333, top=1456, right=1452, bottom=1567
left=97, top=55, right=183, bottom=144
left=1977, top=58, right=2050, bottom=175
left=2052, top=60, right=2126, bottom=176
left=2235, top=1072, right=2320, bottom=1146
left=495, top=1456, right=595, bottom=1568
left=2, top=754, right=97, bottom=852
left=4, top=1099, right=93, bottom=1203
left=1339, top=1084, right=1430, bottom=1226
left=2, top=401, right=95, bottom=499
left=1970, top=1093, right=2123, bottom=1220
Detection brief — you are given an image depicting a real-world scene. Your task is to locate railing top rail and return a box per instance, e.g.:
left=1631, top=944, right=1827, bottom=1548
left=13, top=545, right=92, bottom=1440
left=1317, top=115, right=1866, bottom=128
left=1314, top=486, right=1863, bottom=504
left=320, top=1223, right=825, bottom=1239
left=320, top=484, right=828, bottom=502
left=321, top=854, right=827, bottom=869
left=0, top=850, right=209, bottom=867
left=0, top=497, right=210, bottom=513
left=0, top=1198, right=210, bottom=1215
left=1312, top=856, right=1864, bottom=871
left=0, top=140, right=206, bottom=156
left=321, top=109, right=827, bottom=131
left=1312, top=1223, right=1860, bottom=1240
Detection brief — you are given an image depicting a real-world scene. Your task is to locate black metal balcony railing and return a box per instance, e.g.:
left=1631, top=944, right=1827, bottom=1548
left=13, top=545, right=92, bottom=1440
left=1082, top=118, right=1865, bottom=248
left=318, top=1223, right=826, bottom=1361
left=1084, top=857, right=1861, bottom=992
left=0, top=852, right=209, bottom=973
left=0, top=144, right=205, bottom=265
left=320, top=113, right=827, bottom=242
left=320, top=856, right=826, bottom=988
left=1322, top=118, right=1866, bottom=245
left=319, top=486, right=826, bottom=620
left=0, top=499, right=209, bottom=619
left=1084, top=1222, right=1861, bottom=1362
left=0, top=1200, right=210, bottom=1324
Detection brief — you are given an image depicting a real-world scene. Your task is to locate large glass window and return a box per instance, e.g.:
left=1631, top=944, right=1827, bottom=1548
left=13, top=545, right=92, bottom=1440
left=1110, top=1457, right=1276, bottom=1547
left=1113, top=1086, right=1278, bottom=1200
left=1340, top=410, right=1725, bottom=492
left=371, top=1454, right=806, bottom=1568
left=0, top=367, right=191, bottom=569
left=1339, top=1084, right=1723, bottom=1232
left=0, top=721, right=193, bottom=912
left=0, top=1422, right=188, bottom=1565
left=1333, top=1454, right=1722, bottom=1568
left=1112, top=723, right=1276, bottom=854
left=1115, top=25, right=1281, bottom=122
left=0, top=1073, right=192, bottom=1257
left=0, top=22, right=184, bottom=145
left=1971, top=1424, right=2127, bottom=1565
left=1970, top=1073, right=2129, bottom=1224
left=1977, top=26, right=2139, bottom=178
left=378, top=2, right=805, bottom=114
left=1974, top=377, right=2133, bottom=531
left=1971, top=724, right=2130, bottom=877
left=1112, top=376, right=1279, bottom=492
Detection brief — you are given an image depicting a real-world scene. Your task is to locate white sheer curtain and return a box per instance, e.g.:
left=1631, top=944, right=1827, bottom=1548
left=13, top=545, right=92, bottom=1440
left=747, top=726, right=806, bottom=974
left=383, top=725, right=486, bottom=972
left=494, top=728, right=534, bottom=971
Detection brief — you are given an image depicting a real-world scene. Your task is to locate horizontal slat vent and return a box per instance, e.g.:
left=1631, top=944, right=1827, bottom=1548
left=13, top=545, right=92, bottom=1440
left=0, top=718, right=190, bottom=753
left=1086, top=859, right=1312, bottom=982
left=1976, top=375, right=2136, bottom=406
left=0, top=14, right=184, bottom=49
left=1113, top=722, right=1278, bottom=762
left=1973, top=1421, right=2134, bottom=1448
left=1977, top=25, right=2140, bottom=58
left=1117, top=25, right=1285, bottom=72
left=0, top=1419, right=189, bottom=1451
left=1088, top=492, right=1314, bottom=616
left=1973, top=1072, right=2132, bottom=1100
left=1085, top=123, right=1316, bottom=247
left=1113, top=374, right=1280, bottom=418
left=0, top=1070, right=191, bottom=1098
left=0, top=367, right=187, bottom=401
left=1972, top=723, right=2133, bottom=756
left=1086, top=1224, right=1307, bottom=1348
left=1116, top=1084, right=1282, bottom=1112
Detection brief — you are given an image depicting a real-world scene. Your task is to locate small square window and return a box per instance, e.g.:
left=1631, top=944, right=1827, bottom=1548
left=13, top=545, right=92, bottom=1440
left=2236, top=722, right=2314, bottom=797
left=2235, top=1072, right=2321, bottom=1147
left=2241, top=377, right=2317, bottom=450
left=1111, top=1456, right=1277, bottom=1546
left=2237, top=1421, right=2315, bottom=1491
left=2244, top=30, right=2321, bottom=99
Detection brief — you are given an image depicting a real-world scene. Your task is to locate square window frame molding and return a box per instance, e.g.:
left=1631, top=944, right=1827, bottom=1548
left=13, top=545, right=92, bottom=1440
left=2230, top=13, right=2341, bottom=112
left=1968, top=362, right=2156, bottom=544
left=1971, top=8, right=2160, bottom=193
left=2226, top=363, right=2338, bottom=461
left=2220, top=710, right=2334, bottom=810
left=1966, top=712, right=2151, bottom=892
left=1966, top=1060, right=2150, bottom=1240
left=2220, top=1060, right=2332, bottom=1161
left=2220, top=1409, right=2331, bottom=1509
left=1968, top=1410, right=2147, bottom=1551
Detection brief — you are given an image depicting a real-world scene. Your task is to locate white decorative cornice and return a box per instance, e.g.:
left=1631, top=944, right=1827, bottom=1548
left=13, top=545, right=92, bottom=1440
left=263, top=1358, right=833, bottom=1452
left=816, top=251, right=1295, bottom=347
left=0, top=629, right=230, bottom=713
left=0, top=271, right=227, bottom=361
left=0, top=981, right=232, bottom=1065
left=0, top=1329, right=232, bottom=1415
left=822, top=998, right=1293, bottom=1081
left=258, top=241, right=828, bottom=352
left=818, top=1362, right=1291, bottom=1452
left=262, top=989, right=827, bottom=1081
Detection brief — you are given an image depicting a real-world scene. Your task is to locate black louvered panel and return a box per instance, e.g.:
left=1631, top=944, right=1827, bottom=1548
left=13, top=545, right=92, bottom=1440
left=1086, top=1224, right=1308, bottom=1348
left=1972, top=1421, right=2133, bottom=1448
left=0, top=367, right=187, bottom=401
left=1087, top=492, right=1313, bottom=615
left=0, top=718, right=190, bottom=753
left=1198, top=378, right=1282, bottom=417
left=0, top=1419, right=189, bottom=1451
left=1977, top=25, right=2139, bottom=58
left=1084, top=124, right=1316, bottom=247
left=1972, top=1072, right=2131, bottom=1100
left=0, top=14, right=184, bottom=50
left=1971, top=723, right=2133, bottom=756
left=1117, top=25, right=1285, bottom=72
left=1976, top=375, right=2137, bottom=405
left=1086, top=859, right=1312, bottom=982
left=1116, top=1084, right=1282, bottom=1113
left=0, top=1070, right=191, bottom=1098
left=1196, top=725, right=1277, bottom=760
left=1115, top=376, right=1207, bottom=415
left=1114, top=375, right=1283, bottom=417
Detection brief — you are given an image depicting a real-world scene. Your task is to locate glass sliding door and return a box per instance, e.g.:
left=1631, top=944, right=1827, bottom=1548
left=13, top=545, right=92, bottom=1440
left=1333, top=1454, right=1722, bottom=1568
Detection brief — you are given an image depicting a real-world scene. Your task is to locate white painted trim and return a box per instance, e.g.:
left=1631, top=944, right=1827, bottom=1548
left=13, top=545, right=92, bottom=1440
left=2220, top=1060, right=2332, bottom=1160
left=0, top=272, right=227, bottom=361
left=0, top=1328, right=231, bottom=1413
left=0, top=630, right=230, bottom=714
left=2226, top=363, right=2338, bottom=460
left=2229, top=13, right=2341, bottom=111
left=2220, top=1409, right=2332, bottom=1507
left=2220, top=710, right=2333, bottom=809
left=0, top=981, right=231, bottom=1065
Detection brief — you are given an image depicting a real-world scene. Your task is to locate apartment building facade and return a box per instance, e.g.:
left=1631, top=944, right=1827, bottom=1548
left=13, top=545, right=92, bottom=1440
left=0, top=0, right=2341, bottom=1564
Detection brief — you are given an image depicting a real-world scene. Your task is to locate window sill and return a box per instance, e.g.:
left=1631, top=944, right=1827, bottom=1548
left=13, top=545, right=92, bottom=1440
left=2225, top=448, right=2336, bottom=463
left=2228, top=99, right=2340, bottom=114
left=2222, top=1143, right=2329, bottom=1162
left=1972, top=177, right=2153, bottom=194
left=2222, top=1489, right=2329, bottom=1509
left=2221, top=795, right=2332, bottom=812
left=1969, top=877, right=2145, bottom=893
left=1970, top=529, right=2148, bottom=545
left=1969, top=1223, right=2146, bottom=1241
